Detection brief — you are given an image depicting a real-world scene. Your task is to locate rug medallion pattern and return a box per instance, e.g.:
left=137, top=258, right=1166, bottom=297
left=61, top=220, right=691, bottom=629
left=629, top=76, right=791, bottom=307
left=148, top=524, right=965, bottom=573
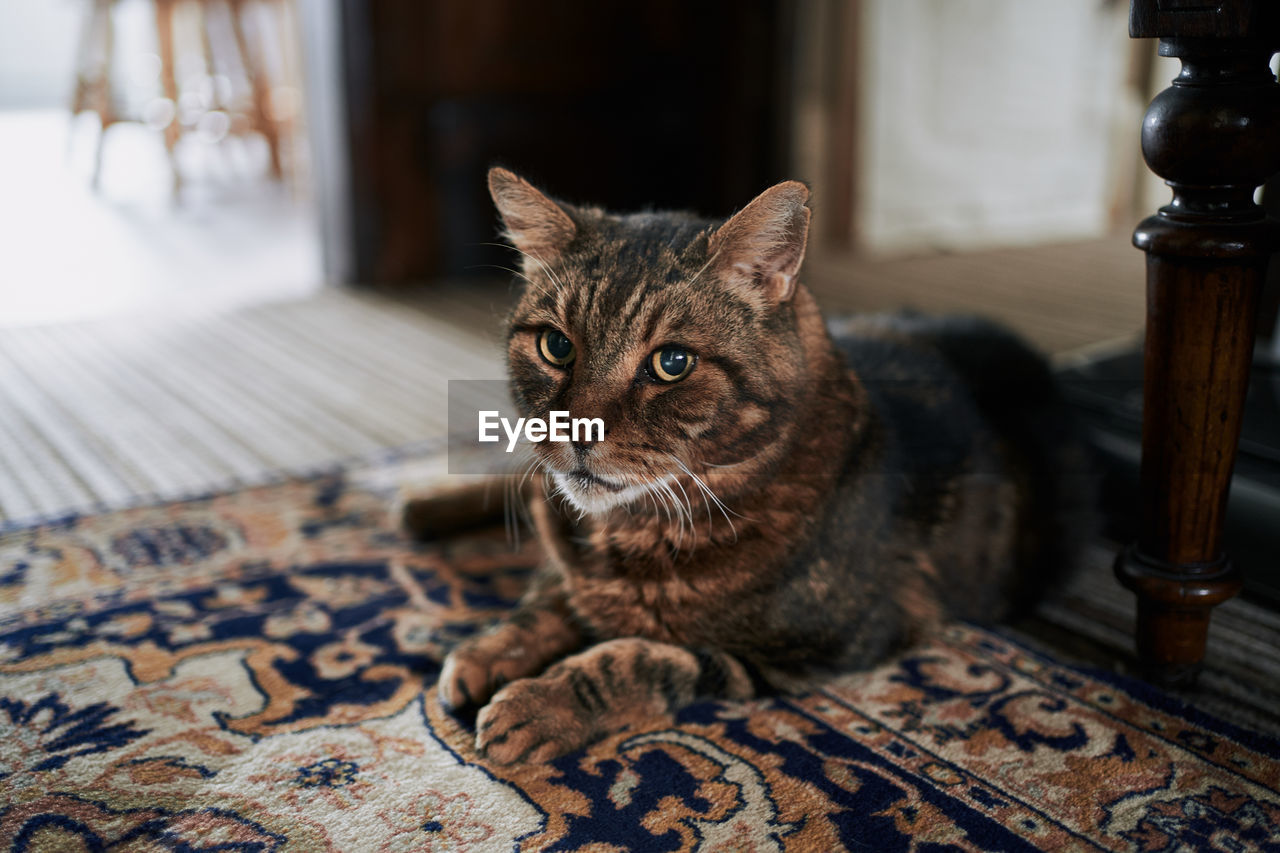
left=1, top=461, right=1278, bottom=850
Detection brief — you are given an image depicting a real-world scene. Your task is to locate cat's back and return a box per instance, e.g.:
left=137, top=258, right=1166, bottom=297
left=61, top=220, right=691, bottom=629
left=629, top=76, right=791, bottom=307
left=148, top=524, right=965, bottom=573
left=826, top=312, right=1070, bottom=471
left=827, top=313, right=999, bottom=499
left=823, top=312, right=1094, bottom=620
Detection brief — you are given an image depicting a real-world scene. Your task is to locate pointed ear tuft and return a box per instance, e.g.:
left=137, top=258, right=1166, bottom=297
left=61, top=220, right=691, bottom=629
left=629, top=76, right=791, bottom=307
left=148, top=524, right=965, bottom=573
left=488, top=167, right=577, bottom=266
left=708, top=181, right=811, bottom=304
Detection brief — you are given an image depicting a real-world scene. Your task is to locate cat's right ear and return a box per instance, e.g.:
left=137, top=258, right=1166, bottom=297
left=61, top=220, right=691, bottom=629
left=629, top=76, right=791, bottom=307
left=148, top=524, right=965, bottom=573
left=488, top=168, right=577, bottom=266
left=708, top=181, right=811, bottom=306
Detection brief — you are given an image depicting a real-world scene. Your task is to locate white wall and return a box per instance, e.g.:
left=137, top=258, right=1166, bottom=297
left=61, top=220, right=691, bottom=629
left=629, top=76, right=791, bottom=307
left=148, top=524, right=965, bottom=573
left=855, top=0, right=1132, bottom=254
left=0, top=0, right=84, bottom=109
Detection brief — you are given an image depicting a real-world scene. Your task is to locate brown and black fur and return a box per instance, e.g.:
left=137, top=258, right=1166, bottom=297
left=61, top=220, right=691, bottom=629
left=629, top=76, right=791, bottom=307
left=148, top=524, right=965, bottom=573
left=405, top=168, right=1092, bottom=764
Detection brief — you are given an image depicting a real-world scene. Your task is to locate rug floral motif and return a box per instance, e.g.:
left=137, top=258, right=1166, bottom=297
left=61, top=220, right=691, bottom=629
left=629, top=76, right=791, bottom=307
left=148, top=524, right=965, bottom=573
left=1, top=458, right=1278, bottom=851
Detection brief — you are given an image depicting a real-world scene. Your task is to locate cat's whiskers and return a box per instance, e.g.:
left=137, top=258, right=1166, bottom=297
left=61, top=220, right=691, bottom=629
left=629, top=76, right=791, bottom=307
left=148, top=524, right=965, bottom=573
left=481, top=476, right=501, bottom=541
left=523, top=247, right=569, bottom=293
left=502, top=470, right=516, bottom=549
left=670, top=456, right=749, bottom=543
left=668, top=475, right=698, bottom=553
left=652, top=479, right=680, bottom=550
left=643, top=488, right=659, bottom=519
left=647, top=483, right=680, bottom=560
left=470, top=262, right=559, bottom=303
left=665, top=459, right=716, bottom=531
left=547, top=471, right=590, bottom=522
left=518, top=451, right=548, bottom=493
left=502, top=453, right=543, bottom=550
left=652, top=476, right=691, bottom=556
left=674, top=476, right=696, bottom=534
left=511, top=245, right=570, bottom=298
left=475, top=242, right=568, bottom=301
left=478, top=472, right=518, bottom=549
left=540, top=468, right=563, bottom=524
left=692, top=475, right=716, bottom=531
left=683, top=248, right=720, bottom=289
left=679, top=464, right=730, bottom=538
left=678, top=458, right=752, bottom=521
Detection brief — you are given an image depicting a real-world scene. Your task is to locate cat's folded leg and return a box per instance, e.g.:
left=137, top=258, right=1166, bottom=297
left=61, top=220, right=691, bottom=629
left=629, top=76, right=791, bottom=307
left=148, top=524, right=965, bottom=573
left=474, top=638, right=756, bottom=764
left=402, top=477, right=531, bottom=541
left=437, top=584, right=582, bottom=714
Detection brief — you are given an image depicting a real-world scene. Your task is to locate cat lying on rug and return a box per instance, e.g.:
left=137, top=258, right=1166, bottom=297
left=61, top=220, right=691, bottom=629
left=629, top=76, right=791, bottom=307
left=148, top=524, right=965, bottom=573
left=403, top=167, right=1092, bottom=764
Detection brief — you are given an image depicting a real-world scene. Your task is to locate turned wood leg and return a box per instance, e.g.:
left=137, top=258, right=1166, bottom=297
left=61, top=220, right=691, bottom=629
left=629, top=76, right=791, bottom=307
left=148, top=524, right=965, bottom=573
left=1117, top=258, right=1261, bottom=682
left=1114, top=23, right=1280, bottom=685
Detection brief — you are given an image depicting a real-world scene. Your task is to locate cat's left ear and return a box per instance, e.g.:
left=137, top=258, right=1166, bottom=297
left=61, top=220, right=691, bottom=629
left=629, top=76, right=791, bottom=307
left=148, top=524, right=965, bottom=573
left=708, top=181, right=811, bottom=305
left=488, top=167, right=578, bottom=266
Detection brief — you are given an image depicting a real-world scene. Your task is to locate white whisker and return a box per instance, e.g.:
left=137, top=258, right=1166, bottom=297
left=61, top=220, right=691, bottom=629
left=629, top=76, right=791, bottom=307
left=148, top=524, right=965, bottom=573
left=671, top=456, right=750, bottom=543
left=475, top=242, right=567, bottom=300
left=656, top=478, right=688, bottom=554
left=524, top=247, right=569, bottom=294
left=684, top=248, right=720, bottom=289
left=667, top=472, right=699, bottom=549
left=503, top=471, right=516, bottom=549
left=473, top=262, right=559, bottom=302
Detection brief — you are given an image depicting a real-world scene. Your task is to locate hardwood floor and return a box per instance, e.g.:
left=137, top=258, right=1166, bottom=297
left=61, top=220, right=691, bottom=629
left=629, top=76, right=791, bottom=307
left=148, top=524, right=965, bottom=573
left=804, top=236, right=1146, bottom=357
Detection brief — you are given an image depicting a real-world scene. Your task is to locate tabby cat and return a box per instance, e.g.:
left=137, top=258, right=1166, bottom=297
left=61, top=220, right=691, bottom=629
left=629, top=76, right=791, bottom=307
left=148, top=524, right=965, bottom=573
left=403, top=167, right=1090, bottom=764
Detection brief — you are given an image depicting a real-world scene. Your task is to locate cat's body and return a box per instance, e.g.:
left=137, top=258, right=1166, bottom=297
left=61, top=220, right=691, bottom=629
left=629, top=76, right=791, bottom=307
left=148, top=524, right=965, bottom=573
left=405, top=169, right=1091, bottom=763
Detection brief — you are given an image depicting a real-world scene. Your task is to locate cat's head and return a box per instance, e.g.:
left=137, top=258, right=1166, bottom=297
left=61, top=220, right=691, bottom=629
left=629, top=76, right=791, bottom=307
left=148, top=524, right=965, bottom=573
left=491, top=167, right=815, bottom=516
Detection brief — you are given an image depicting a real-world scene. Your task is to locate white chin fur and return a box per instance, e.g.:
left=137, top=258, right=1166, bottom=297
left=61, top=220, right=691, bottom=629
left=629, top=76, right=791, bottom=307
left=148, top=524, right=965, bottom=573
left=550, top=470, right=664, bottom=516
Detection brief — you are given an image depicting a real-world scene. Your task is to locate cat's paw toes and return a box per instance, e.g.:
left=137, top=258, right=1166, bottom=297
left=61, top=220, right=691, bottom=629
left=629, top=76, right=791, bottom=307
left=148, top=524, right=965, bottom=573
left=474, top=679, right=589, bottom=764
left=437, top=648, right=505, bottom=714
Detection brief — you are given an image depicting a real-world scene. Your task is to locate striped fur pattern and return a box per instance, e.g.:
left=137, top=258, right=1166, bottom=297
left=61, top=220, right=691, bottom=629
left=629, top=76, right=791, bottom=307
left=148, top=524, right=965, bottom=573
left=408, top=168, right=1091, bottom=764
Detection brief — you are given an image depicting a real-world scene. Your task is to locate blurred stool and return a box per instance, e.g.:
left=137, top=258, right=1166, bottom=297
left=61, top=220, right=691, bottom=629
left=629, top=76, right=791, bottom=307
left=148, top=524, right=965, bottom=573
left=70, top=0, right=299, bottom=191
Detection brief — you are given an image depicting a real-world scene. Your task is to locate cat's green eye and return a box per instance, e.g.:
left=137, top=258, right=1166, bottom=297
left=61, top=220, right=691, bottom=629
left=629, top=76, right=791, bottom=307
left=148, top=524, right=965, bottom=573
left=649, top=346, right=695, bottom=383
left=538, top=328, right=576, bottom=367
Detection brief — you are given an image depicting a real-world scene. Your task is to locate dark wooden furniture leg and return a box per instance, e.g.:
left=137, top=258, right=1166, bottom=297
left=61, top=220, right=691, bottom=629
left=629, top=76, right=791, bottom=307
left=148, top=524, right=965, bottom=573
left=1116, top=1, right=1280, bottom=685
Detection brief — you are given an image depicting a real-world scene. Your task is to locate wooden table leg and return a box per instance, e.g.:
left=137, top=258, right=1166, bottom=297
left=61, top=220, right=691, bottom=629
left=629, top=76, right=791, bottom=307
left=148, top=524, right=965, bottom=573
left=1115, top=13, right=1280, bottom=685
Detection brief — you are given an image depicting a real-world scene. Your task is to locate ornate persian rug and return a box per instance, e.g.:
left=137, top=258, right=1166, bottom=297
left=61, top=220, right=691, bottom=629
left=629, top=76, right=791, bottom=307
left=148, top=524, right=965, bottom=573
left=2, top=455, right=1278, bottom=851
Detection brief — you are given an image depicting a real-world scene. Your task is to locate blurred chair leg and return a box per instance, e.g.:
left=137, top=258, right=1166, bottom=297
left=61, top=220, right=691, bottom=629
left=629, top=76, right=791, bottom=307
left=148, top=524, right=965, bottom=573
left=229, top=0, right=283, bottom=179
left=89, top=0, right=118, bottom=190
left=69, top=0, right=100, bottom=161
left=70, top=0, right=294, bottom=191
left=154, top=0, right=183, bottom=193
left=70, top=0, right=107, bottom=120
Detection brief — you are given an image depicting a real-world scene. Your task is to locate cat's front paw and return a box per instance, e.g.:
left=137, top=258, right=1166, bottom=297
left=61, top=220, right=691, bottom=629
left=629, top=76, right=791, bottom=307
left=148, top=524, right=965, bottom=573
left=437, top=644, right=507, bottom=713
left=475, top=678, right=592, bottom=764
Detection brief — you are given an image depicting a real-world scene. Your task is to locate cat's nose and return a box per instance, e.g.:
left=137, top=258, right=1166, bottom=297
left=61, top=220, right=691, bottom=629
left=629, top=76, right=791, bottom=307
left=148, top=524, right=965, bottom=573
left=570, top=423, right=605, bottom=457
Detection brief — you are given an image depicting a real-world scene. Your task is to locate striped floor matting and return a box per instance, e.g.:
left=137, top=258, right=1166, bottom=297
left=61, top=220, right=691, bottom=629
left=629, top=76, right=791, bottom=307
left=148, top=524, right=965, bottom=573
left=0, top=287, right=507, bottom=528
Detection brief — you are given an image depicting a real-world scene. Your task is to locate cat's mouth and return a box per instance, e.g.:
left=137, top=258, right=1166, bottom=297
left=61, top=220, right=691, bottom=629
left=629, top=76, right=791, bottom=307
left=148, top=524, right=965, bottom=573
left=564, top=467, right=625, bottom=493
left=549, top=465, right=657, bottom=515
